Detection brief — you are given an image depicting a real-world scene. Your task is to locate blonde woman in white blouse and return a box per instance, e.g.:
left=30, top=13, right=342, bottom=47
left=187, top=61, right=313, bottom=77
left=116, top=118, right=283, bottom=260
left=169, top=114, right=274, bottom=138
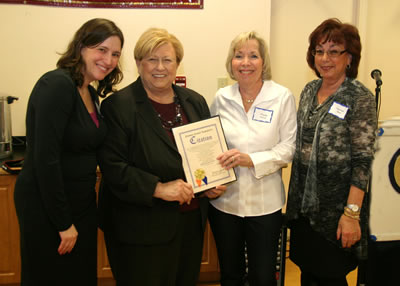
left=208, top=31, right=297, bottom=286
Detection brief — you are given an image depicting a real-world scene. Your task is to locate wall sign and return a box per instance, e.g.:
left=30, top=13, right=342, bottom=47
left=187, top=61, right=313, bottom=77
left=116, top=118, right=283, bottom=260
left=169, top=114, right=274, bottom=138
left=0, top=0, right=203, bottom=9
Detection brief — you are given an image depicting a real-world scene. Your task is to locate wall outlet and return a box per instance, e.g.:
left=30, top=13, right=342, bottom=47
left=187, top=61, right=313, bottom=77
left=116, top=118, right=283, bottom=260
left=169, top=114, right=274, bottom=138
left=217, top=77, right=228, bottom=89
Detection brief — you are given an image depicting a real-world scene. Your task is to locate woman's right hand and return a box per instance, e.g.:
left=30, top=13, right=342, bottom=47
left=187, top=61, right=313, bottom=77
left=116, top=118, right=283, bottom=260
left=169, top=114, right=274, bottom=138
left=58, top=224, right=78, bottom=255
left=154, top=179, right=194, bottom=205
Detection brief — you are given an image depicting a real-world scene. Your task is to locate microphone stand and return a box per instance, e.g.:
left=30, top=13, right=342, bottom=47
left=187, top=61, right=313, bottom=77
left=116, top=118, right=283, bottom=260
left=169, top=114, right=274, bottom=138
left=371, top=69, right=382, bottom=118
left=374, top=84, right=381, bottom=118
left=357, top=77, right=382, bottom=286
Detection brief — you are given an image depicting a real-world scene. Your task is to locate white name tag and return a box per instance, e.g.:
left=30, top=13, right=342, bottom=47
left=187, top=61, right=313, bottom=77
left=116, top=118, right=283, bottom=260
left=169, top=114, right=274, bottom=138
left=328, top=101, right=349, bottom=119
left=252, top=107, right=273, bottom=123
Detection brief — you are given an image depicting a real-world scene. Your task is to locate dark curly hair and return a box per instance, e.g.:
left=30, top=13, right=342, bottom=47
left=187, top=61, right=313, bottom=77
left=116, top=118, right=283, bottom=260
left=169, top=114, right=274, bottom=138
left=306, top=18, right=361, bottom=79
left=57, top=18, right=124, bottom=97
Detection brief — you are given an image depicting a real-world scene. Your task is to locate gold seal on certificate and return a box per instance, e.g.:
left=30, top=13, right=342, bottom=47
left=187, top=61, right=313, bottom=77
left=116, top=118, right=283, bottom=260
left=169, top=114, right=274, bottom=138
left=172, top=116, right=237, bottom=193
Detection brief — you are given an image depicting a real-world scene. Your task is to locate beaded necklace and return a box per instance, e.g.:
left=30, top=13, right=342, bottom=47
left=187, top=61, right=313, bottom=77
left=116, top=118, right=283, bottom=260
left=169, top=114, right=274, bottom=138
left=156, top=95, right=183, bottom=131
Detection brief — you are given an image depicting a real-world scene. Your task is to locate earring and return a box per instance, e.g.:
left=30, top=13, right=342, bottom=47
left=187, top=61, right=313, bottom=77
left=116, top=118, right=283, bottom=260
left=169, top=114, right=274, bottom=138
left=346, top=64, right=351, bottom=69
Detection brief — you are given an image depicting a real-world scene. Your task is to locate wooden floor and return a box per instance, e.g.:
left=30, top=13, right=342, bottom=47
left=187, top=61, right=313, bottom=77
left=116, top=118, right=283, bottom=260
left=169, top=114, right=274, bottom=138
left=4, top=260, right=357, bottom=286
left=195, top=259, right=358, bottom=286
left=97, top=259, right=358, bottom=286
left=281, top=258, right=358, bottom=286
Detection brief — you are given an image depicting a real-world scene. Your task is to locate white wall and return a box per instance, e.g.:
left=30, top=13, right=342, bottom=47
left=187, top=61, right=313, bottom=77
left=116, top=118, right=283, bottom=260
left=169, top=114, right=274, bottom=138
left=270, top=0, right=399, bottom=121
left=270, top=0, right=400, bottom=197
left=1, top=0, right=399, bottom=136
left=270, top=0, right=355, bottom=101
left=0, top=1, right=271, bottom=136
left=361, top=0, right=400, bottom=120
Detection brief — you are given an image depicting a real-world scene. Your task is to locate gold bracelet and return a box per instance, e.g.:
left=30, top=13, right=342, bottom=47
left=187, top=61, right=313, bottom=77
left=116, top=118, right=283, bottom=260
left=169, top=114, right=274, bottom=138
left=344, top=206, right=361, bottom=216
left=343, top=212, right=360, bottom=220
left=343, top=208, right=360, bottom=221
left=344, top=206, right=360, bottom=215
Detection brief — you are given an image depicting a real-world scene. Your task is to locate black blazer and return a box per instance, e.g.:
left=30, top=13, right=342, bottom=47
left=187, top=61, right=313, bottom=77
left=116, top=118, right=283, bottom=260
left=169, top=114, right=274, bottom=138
left=98, top=77, right=211, bottom=245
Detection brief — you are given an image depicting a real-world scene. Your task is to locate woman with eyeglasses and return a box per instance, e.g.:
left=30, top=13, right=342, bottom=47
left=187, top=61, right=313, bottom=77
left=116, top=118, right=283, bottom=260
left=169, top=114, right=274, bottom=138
left=286, top=18, right=377, bottom=286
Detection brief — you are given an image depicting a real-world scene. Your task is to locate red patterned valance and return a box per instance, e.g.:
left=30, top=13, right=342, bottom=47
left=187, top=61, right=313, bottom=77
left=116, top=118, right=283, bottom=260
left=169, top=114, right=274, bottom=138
left=0, top=0, right=203, bottom=9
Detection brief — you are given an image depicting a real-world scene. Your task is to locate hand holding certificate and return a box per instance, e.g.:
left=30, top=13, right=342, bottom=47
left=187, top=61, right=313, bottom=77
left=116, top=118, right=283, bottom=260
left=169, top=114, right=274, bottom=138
left=172, top=116, right=236, bottom=193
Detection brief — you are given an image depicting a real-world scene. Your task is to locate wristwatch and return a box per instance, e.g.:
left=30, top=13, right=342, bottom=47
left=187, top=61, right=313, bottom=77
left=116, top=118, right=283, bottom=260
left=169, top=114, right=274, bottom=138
left=346, top=204, right=360, bottom=213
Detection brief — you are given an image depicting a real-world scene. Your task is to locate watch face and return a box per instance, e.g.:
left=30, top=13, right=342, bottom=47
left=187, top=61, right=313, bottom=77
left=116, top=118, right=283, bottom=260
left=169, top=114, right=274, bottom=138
left=347, top=204, right=360, bottom=212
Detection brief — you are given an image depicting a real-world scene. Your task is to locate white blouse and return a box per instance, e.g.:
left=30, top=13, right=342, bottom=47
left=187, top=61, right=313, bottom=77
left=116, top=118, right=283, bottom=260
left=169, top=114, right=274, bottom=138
left=210, top=80, right=297, bottom=217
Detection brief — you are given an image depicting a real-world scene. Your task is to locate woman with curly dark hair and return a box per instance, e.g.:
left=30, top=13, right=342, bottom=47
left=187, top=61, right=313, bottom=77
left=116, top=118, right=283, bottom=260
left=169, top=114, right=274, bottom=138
left=286, top=18, right=377, bottom=286
left=14, top=18, right=124, bottom=286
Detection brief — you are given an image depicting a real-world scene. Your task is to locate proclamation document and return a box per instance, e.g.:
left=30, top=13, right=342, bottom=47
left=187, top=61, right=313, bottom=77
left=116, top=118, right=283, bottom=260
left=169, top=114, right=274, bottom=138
left=172, top=116, right=237, bottom=193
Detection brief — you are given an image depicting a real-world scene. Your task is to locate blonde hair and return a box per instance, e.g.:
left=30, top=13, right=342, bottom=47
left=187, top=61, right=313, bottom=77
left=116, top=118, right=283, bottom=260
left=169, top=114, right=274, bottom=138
left=134, top=28, right=184, bottom=64
left=225, top=31, right=272, bottom=81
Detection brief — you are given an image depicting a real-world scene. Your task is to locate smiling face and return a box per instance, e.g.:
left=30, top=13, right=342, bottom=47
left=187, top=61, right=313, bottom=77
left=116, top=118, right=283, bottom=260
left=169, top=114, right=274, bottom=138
left=80, top=35, right=122, bottom=87
left=136, top=42, right=178, bottom=95
left=314, top=41, right=352, bottom=83
left=231, top=39, right=263, bottom=87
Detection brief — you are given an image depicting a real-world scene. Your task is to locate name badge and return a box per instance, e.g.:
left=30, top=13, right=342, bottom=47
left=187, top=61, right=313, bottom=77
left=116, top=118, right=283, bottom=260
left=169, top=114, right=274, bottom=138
left=328, top=101, right=349, bottom=119
left=252, top=107, right=273, bottom=123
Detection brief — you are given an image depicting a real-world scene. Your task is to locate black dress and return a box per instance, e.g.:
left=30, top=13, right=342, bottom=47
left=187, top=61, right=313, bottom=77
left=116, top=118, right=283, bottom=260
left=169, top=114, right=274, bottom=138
left=14, top=69, right=107, bottom=286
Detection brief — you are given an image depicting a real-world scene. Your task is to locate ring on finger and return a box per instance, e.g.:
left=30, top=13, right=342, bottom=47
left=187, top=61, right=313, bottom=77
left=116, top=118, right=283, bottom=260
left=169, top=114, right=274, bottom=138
left=231, top=156, right=235, bottom=163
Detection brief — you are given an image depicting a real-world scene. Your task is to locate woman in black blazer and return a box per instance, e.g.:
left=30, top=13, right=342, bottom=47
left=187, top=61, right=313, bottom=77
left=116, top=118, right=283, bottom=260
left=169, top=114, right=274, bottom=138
left=14, top=18, right=124, bottom=286
left=98, top=28, right=225, bottom=286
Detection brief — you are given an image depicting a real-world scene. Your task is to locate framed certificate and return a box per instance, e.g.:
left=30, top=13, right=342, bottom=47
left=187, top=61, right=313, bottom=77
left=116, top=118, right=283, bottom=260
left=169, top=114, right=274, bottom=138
left=172, top=116, right=236, bottom=193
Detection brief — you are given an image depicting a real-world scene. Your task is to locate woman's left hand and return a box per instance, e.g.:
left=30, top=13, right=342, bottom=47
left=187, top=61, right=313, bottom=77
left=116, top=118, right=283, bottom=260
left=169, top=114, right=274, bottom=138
left=217, top=149, right=253, bottom=170
left=58, top=224, right=78, bottom=255
left=336, top=214, right=361, bottom=248
left=203, top=185, right=227, bottom=199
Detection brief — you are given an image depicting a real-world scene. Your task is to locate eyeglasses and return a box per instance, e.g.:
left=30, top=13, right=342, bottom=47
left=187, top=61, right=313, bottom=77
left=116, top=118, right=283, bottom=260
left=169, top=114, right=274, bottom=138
left=145, top=57, right=176, bottom=67
left=312, top=49, right=347, bottom=58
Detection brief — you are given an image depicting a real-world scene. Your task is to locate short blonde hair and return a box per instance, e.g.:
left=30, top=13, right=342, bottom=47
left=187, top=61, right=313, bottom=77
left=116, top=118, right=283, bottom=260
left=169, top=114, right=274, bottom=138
left=134, top=28, right=184, bottom=64
left=225, top=31, right=272, bottom=81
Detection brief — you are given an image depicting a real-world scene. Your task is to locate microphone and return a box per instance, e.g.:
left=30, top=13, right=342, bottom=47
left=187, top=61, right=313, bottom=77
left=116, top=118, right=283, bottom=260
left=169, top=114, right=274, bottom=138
left=371, top=69, right=383, bottom=86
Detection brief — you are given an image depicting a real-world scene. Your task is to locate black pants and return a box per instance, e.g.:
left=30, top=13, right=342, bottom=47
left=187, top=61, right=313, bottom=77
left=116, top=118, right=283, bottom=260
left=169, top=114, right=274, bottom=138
left=16, top=193, right=97, bottom=286
left=104, top=208, right=203, bottom=286
left=209, top=205, right=282, bottom=286
left=289, top=217, right=357, bottom=286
